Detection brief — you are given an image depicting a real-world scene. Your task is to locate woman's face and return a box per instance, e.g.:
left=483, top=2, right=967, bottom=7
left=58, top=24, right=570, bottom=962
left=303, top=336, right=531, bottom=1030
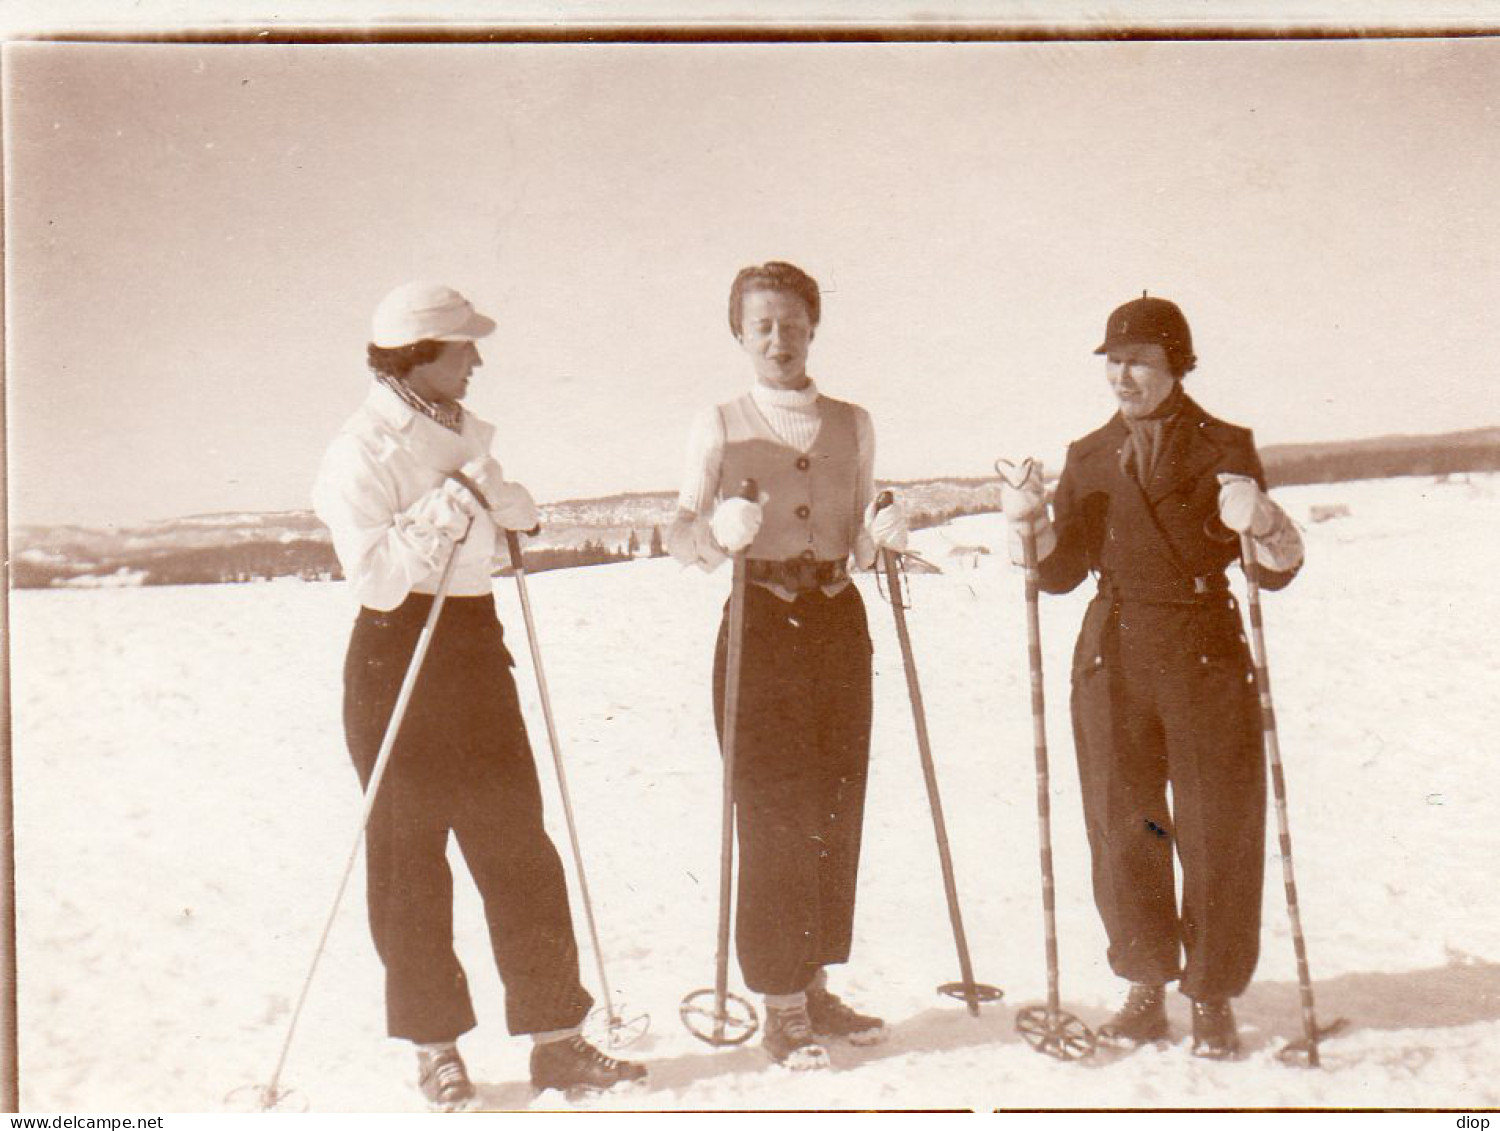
left=1105, top=342, right=1176, bottom=419
left=406, top=340, right=482, bottom=405
left=737, top=288, right=815, bottom=391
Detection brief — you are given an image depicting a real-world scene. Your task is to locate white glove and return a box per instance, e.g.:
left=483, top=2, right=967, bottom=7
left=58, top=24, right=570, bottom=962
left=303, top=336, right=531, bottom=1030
left=486, top=481, right=540, bottom=532
left=455, top=456, right=508, bottom=508
left=711, top=496, right=764, bottom=554
left=394, top=480, right=480, bottom=570
left=1000, top=461, right=1048, bottom=523
left=450, top=457, right=539, bottom=532
left=1000, top=459, right=1056, bottom=566
left=1007, top=518, right=1057, bottom=567
left=865, top=497, right=910, bottom=552
left=1216, top=473, right=1278, bottom=536
left=1217, top=473, right=1304, bottom=572
left=427, top=477, right=486, bottom=525
left=668, top=512, right=729, bottom=572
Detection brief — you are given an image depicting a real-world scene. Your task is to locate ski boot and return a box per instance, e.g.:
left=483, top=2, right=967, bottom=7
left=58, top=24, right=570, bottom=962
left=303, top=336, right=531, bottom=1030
left=530, top=1034, right=647, bottom=1100
left=1097, top=983, right=1170, bottom=1046
left=763, top=1003, right=831, bottom=1070
left=416, top=1044, right=478, bottom=1113
left=806, top=984, right=887, bottom=1046
left=1190, top=998, right=1242, bottom=1060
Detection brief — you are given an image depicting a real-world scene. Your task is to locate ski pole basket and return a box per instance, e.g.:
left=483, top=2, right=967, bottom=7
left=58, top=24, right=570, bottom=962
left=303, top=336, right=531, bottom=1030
left=937, top=982, right=1005, bottom=1007
left=1015, top=1004, right=1097, bottom=1061
left=584, top=1002, right=652, bottom=1051
left=679, top=988, right=760, bottom=1047
left=223, top=1082, right=309, bottom=1113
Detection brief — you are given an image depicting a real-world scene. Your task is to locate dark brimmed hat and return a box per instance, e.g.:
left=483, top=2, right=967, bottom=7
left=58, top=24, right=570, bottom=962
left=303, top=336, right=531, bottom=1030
left=1094, top=295, right=1196, bottom=373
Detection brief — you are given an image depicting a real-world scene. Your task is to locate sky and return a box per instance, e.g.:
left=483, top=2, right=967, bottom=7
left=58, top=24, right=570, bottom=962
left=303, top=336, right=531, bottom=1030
left=5, top=34, right=1499, bottom=528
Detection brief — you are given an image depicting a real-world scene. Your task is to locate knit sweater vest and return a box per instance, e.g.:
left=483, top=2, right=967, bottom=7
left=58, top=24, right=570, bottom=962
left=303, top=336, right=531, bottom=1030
left=718, top=393, right=860, bottom=562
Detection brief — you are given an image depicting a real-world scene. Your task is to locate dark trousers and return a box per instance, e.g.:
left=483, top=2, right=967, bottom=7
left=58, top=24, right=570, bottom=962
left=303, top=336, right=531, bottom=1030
left=342, top=594, right=593, bottom=1043
left=1069, top=595, right=1267, bottom=1001
left=713, top=583, right=873, bottom=996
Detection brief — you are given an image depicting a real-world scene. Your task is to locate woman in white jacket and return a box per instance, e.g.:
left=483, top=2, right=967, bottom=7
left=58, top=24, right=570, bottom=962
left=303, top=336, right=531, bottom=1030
left=313, top=281, right=644, bottom=1108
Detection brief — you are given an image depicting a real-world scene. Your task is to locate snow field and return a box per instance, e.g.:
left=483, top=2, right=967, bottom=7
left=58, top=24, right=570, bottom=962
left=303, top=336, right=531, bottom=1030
left=9, top=474, right=1500, bottom=1110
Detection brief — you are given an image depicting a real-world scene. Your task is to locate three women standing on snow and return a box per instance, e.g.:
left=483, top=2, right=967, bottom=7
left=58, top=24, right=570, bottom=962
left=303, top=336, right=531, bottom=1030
left=1000, top=294, right=1304, bottom=1060
left=669, top=261, right=910, bottom=1069
left=319, top=273, right=1304, bottom=1094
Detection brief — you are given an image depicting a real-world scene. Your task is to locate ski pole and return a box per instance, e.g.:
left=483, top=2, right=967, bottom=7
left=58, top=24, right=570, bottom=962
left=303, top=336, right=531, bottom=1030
left=680, top=480, right=760, bottom=1047
left=235, top=521, right=473, bottom=1113
left=875, top=492, right=1002, bottom=1017
left=1238, top=533, right=1345, bottom=1068
left=502, top=527, right=648, bottom=1049
left=995, top=459, right=1095, bottom=1061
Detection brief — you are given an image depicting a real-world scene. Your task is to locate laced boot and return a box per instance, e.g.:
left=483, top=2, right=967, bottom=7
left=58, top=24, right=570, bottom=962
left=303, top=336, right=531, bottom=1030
left=529, top=1034, right=647, bottom=1096
left=762, top=1003, right=831, bottom=1070
left=1190, top=998, right=1242, bottom=1060
left=416, top=1044, right=477, bottom=1112
left=806, top=984, right=887, bottom=1046
left=1097, top=983, right=1170, bottom=1046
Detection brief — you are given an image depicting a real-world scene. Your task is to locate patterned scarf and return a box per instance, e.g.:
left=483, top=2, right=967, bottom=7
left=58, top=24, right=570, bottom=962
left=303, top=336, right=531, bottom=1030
left=374, top=370, right=465, bottom=434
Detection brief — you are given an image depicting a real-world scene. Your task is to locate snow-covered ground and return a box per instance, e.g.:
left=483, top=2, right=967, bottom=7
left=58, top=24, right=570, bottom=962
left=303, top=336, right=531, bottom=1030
left=10, top=474, right=1500, bottom=1112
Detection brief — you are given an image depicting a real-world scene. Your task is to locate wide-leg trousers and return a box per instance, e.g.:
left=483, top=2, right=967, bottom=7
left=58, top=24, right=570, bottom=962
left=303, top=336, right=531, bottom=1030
left=342, top=594, right=593, bottom=1043
left=1069, top=594, right=1267, bottom=1001
left=712, top=582, right=874, bottom=996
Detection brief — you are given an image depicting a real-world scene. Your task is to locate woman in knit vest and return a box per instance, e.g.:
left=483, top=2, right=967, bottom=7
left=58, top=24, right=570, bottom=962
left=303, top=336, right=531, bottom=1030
left=1000, top=295, right=1305, bottom=1059
left=669, top=261, right=909, bottom=1070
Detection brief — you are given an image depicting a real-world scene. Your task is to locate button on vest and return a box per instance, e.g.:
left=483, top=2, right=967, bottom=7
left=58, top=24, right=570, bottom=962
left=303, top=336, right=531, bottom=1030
left=718, top=395, right=860, bottom=562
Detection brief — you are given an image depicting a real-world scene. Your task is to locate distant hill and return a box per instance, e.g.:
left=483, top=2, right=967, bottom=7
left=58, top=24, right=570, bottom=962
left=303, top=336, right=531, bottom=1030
left=8, top=476, right=1003, bottom=590
left=10, top=425, right=1497, bottom=589
left=1258, top=426, right=1500, bottom=487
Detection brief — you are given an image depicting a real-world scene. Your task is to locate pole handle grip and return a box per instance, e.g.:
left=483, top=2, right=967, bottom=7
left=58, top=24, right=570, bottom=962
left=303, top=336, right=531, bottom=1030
left=995, top=457, right=1039, bottom=489
left=736, top=478, right=758, bottom=502
left=501, top=525, right=544, bottom=573
left=875, top=489, right=894, bottom=512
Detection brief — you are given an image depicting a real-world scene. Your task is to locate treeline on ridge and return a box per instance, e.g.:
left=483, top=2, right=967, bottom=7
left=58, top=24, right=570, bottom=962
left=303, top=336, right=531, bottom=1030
left=13, top=429, right=1497, bottom=589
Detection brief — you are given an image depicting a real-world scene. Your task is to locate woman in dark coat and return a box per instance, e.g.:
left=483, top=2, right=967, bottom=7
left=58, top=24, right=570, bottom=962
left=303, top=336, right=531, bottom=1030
left=1001, top=295, right=1304, bottom=1059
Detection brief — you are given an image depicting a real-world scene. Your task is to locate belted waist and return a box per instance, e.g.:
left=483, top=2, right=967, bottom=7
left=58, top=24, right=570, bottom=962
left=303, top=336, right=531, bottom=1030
left=747, top=557, right=849, bottom=593
left=358, top=592, right=498, bottom=628
left=1096, top=571, right=1230, bottom=605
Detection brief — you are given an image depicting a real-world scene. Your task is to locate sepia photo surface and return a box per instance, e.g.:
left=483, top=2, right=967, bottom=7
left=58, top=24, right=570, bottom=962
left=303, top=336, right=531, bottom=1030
left=4, top=3, right=1499, bottom=1115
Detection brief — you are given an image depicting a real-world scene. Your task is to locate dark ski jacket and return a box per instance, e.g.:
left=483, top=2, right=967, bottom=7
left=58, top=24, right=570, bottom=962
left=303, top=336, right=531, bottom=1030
left=1038, top=392, right=1299, bottom=600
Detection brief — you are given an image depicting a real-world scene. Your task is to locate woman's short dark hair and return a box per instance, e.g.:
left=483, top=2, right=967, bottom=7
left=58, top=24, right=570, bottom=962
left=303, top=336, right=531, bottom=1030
left=367, top=339, right=444, bottom=381
left=728, top=261, right=821, bottom=338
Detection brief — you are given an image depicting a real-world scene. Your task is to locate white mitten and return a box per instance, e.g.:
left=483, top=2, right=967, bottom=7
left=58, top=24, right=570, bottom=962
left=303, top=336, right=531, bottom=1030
left=1006, top=517, right=1057, bottom=567
left=864, top=496, right=910, bottom=552
left=486, top=481, right=540, bottom=532
left=1217, top=473, right=1304, bottom=572
left=711, top=496, right=764, bottom=554
left=454, top=456, right=507, bottom=509
left=1216, top=473, right=1277, bottom=536
left=1000, top=461, right=1048, bottom=522
left=668, top=513, right=729, bottom=572
left=394, top=480, right=479, bottom=569
left=1000, top=459, right=1056, bottom=566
